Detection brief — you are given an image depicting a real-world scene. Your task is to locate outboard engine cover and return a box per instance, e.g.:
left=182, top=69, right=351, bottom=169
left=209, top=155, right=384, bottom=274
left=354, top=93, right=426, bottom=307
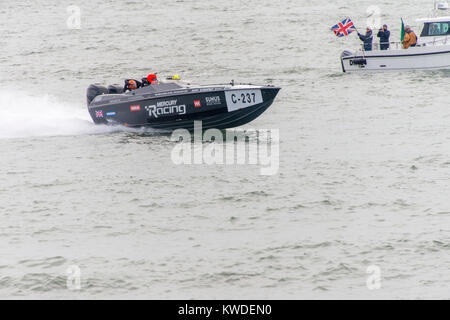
left=108, top=84, right=124, bottom=94
left=87, top=84, right=109, bottom=105
left=341, top=50, right=354, bottom=58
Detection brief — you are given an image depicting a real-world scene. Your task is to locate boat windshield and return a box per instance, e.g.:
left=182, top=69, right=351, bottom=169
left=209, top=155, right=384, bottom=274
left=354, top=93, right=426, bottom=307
left=421, top=21, right=450, bottom=36
left=127, top=81, right=185, bottom=95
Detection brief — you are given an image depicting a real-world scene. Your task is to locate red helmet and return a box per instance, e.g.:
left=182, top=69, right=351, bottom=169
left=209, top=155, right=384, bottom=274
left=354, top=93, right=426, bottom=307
left=128, top=80, right=137, bottom=90
left=147, top=74, right=158, bottom=83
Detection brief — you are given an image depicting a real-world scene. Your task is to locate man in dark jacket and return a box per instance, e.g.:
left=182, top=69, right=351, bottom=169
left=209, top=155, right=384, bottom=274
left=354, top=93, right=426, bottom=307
left=358, top=27, right=373, bottom=51
left=377, top=24, right=391, bottom=50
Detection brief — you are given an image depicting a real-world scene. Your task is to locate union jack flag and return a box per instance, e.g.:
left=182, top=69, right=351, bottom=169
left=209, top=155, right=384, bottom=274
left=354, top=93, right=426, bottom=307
left=95, top=110, right=103, bottom=118
left=331, top=18, right=356, bottom=37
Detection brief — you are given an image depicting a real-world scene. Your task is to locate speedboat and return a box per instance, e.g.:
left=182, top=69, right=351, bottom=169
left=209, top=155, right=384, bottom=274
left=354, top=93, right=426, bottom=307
left=341, top=1, right=450, bottom=72
left=87, top=77, right=280, bottom=131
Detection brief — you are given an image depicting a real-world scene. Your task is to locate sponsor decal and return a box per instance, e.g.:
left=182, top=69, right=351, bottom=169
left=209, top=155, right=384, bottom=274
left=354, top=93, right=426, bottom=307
left=205, top=96, right=221, bottom=106
left=157, top=100, right=177, bottom=108
left=106, top=111, right=116, bottom=117
left=95, top=110, right=103, bottom=118
left=194, top=100, right=202, bottom=108
left=130, top=105, right=141, bottom=112
left=145, top=99, right=186, bottom=119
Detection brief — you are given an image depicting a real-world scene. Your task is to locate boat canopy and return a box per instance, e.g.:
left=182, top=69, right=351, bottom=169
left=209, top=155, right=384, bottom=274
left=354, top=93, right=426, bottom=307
left=417, top=16, right=450, bottom=23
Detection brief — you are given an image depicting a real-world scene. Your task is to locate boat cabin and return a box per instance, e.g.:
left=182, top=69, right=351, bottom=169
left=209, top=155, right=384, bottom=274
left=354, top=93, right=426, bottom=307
left=419, top=17, right=450, bottom=37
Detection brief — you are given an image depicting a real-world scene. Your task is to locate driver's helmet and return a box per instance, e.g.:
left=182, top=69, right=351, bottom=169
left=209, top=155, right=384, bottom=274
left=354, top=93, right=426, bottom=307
left=147, top=74, right=158, bottom=84
left=128, top=80, right=137, bottom=90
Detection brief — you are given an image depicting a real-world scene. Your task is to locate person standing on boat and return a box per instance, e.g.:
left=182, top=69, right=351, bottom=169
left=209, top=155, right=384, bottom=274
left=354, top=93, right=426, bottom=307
left=377, top=25, right=390, bottom=50
left=402, top=25, right=417, bottom=49
left=358, top=27, right=373, bottom=51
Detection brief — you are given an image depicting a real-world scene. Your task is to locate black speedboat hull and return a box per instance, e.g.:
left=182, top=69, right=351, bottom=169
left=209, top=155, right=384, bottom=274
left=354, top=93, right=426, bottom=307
left=87, top=83, right=280, bottom=131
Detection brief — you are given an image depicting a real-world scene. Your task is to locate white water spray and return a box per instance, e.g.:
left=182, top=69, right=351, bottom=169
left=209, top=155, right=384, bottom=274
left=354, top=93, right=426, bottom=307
left=0, top=90, right=116, bottom=139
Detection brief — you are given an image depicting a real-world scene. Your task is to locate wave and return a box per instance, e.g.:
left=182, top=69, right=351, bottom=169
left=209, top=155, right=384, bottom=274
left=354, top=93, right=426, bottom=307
left=0, top=90, right=117, bottom=139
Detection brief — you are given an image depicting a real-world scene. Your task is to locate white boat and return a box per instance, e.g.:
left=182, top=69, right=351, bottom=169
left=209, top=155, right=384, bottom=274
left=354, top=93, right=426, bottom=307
left=341, top=1, right=450, bottom=72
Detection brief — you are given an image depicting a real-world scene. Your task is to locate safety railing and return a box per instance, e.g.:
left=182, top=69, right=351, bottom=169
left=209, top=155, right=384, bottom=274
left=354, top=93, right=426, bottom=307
left=358, top=35, right=450, bottom=52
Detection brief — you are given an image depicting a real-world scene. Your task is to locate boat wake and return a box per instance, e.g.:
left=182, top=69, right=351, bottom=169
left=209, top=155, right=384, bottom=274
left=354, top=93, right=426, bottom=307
left=0, top=90, right=118, bottom=139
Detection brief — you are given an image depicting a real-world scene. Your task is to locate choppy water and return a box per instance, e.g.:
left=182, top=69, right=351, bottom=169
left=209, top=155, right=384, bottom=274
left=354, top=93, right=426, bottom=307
left=0, top=0, right=449, bottom=299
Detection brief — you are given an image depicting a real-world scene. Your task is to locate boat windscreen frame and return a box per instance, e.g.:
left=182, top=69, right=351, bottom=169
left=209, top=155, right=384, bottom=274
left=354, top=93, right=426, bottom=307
left=420, top=21, right=450, bottom=37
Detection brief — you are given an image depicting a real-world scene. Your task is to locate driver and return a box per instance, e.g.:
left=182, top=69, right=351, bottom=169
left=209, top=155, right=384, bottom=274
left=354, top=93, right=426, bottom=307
left=124, top=79, right=141, bottom=92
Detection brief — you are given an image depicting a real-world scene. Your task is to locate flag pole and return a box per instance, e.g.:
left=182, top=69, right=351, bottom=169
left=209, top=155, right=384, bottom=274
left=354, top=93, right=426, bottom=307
left=350, top=17, right=360, bottom=35
left=400, top=18, right=406, bottom=42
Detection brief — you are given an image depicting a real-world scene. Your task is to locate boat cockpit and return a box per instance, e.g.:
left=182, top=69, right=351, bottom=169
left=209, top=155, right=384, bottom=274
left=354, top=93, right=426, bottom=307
left=419, top=17, right=450, bottom=37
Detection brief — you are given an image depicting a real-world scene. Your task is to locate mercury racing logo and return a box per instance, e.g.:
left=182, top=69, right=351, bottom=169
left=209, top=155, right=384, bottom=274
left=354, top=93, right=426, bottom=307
left=145, top=99, right=187, bottom=118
